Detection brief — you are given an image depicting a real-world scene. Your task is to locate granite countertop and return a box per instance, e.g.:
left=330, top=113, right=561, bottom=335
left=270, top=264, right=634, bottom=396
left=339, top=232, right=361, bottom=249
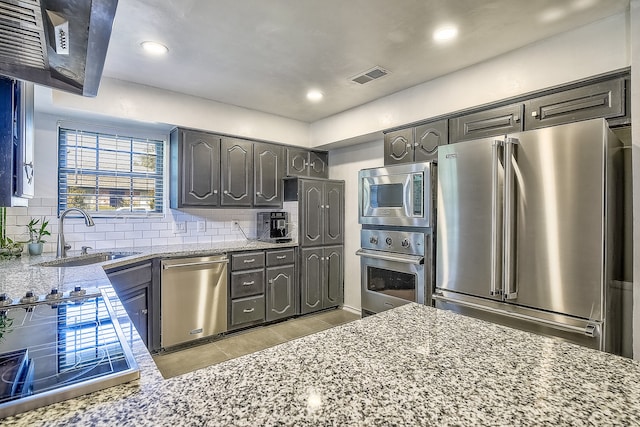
left=4, top=303, right=640, bottom=426
left=0, top=239, right=297, bottom=300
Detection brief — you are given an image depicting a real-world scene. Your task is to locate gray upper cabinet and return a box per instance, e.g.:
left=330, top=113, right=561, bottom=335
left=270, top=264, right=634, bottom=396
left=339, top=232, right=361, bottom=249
left=384, top=120, right=448, bottom=165
left=286, top=148, right=329, bottom=178
left=221, top=137, right=253, bottom=207
left=450, top=103, right=524, bottom=143
left=384, top=128, right=414, bottom=165
left=299, top=179, right=344, bottom=247
left=170, top=129, right=221, bottom=208
left=254, top=142, right=284, bottom=207
left=524, top=77, right=626, bottom=131
left=415, top=120, right=448, bottom=162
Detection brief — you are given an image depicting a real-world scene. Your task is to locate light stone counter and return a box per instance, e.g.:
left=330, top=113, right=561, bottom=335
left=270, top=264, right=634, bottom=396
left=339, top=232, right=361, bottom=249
left=2, top=242, right=640, bottom=425
left=4, top=303, right=640, bottom=426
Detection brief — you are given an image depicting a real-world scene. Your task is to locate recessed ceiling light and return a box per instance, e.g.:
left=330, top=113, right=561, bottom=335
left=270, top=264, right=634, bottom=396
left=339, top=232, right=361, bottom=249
left=306, top=90, right=323, bottom=102
left=141, top=41, right=169, bottom=55
left=433, top=26, right=458, bottom=43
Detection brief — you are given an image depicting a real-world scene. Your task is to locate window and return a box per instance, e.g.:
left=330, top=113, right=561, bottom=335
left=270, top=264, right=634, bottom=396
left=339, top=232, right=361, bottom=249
left=58, top=126, right=164, bottom=215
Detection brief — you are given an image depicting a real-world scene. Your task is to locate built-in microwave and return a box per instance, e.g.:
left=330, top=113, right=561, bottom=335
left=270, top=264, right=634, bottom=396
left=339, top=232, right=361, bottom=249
left=358, top=162, right=435, bottom=227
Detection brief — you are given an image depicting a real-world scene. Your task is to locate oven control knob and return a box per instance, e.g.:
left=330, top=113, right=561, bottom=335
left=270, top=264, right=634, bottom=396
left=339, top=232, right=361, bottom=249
left=21, top=291, right=38, bottom=304
left=401, top=239, right=411, bottom=248
left=385, top=237, right=393, bottom=246
left=369, top=236, right=378, bottom=245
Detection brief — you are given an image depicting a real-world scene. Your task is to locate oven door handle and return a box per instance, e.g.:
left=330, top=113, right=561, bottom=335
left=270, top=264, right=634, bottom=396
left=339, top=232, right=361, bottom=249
left=355, top=249, right=424, bottom=265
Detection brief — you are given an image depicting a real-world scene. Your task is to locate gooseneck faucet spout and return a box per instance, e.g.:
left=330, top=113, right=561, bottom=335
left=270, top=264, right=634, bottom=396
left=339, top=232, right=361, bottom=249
left=57, top=208, right=95, bottom=258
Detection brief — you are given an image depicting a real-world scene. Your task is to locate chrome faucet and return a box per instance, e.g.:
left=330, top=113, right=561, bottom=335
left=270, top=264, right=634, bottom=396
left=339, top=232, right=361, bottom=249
left=57, top=208, right=95, bottom=258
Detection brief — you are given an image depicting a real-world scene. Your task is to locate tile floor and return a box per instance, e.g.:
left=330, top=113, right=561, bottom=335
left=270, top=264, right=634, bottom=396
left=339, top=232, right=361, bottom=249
left=152, top=308, right=361, bottom=378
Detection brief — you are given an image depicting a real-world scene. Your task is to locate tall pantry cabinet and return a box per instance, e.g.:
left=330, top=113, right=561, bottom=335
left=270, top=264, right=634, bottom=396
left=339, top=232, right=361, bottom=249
left=284, top=177, right=345, bottom=314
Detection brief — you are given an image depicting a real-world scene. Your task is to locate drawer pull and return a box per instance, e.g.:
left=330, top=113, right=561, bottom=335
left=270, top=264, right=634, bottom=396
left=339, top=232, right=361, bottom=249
left=243, top=258, right=256, bottom=263
left=243, top=308, right=255, bottom=313
left=242, top=281, right=255, bottom=286
left=276, top=255, right=287, bottom=260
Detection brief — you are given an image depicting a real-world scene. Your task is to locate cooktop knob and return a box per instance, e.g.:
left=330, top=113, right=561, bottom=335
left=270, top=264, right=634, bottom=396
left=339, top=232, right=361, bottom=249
left=0, top=293, right=12, bottom=307
left=401, top=239, right=411, bottom=248
left=70, top=286, right=86, bottom=297
left=21, top=291, right=38, bottom=304
left=46, top=288, right=62, bottom=301
left=369, top=236, right=378, bottom=245
left=385, top=237, right=393, bottom=246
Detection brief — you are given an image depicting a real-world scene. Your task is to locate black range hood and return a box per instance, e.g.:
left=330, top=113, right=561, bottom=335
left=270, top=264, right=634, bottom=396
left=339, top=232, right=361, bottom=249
left=0, top=0, right=118, bottom=97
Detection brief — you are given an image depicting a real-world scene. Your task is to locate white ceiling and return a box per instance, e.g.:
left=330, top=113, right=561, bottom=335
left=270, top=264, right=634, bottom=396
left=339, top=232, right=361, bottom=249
left=101, top=0, right=629, bottom=123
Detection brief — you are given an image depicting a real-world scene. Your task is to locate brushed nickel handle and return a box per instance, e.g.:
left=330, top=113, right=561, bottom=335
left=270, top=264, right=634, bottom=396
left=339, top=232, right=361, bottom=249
left=276, top=255, right=287, bottom=260
left=242, top=281, right=255, bottom=286
left=243, top=258, right=255, bottom=263
left=243, top=308, right=255, bottom=313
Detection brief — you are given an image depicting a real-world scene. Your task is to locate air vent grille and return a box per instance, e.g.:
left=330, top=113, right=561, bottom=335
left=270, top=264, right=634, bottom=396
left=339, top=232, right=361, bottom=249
left=351, top=66, right=389, bottom=84
left=0, top=0, right=47, bottom=69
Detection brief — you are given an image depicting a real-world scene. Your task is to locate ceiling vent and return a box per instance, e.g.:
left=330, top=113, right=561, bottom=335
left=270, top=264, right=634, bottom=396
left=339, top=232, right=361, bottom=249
left=351, top=66, right=389, bottom=84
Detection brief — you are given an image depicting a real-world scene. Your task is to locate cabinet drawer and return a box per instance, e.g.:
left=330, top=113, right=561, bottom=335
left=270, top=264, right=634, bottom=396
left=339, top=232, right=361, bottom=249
left=266, top=249, right=295, bottom=266
left=230, top=269, right=265, bottom=298
left=231, top=252, right=265, bottom=270
left=231, top=295, right=265, bottom=326
left=106, top=262, right=152, bottom=292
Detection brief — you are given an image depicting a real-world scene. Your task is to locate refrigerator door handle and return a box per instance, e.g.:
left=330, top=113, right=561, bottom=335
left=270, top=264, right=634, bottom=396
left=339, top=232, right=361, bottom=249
left=503, top=137, right=518, bottom=300
left=490, top=139, right=503, bottom=296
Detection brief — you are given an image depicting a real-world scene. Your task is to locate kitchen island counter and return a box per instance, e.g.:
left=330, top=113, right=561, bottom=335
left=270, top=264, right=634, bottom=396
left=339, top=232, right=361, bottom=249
left=5, top=303, right=640, bottom=426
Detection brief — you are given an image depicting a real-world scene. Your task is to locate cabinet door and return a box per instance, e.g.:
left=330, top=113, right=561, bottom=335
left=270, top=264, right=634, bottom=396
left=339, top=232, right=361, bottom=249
left=300, top=247, right=323, bottom=314
left=322, top=246, right=344, bottom=308
left=179, top=130, right=220, bottom=207
left=254, top=142, right=284, bottom=206
left=384, top=128, right=414, bottom=165
left=221, top=137, right=253, bottom=206
left=323, top=181, right=344, bottom=245
left=524, top=78, right=626, bottom=131
left=300, top=180, right=324, bottom=247
left=286, top=148, right=309, bottom=177
left=450, top=103, right=523, bottom=143
left=266, top=265, right=296, bottom=321
left=414, top=119, right=447, bottom=162
left=118, top=285, right=149, bottom=348
left=308, top=151, right=328, bottom=178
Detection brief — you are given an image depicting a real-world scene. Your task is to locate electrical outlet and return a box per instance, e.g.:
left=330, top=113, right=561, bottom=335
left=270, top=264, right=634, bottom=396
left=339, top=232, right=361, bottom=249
left=172, top=221, right=187, bottom=234
left=231, top=220, right=240, bottom=231
left=197, top=221, right=206, bottom=232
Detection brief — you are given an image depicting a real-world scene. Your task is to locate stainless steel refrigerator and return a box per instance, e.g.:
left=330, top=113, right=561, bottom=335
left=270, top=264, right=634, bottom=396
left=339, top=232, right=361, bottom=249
left=434, top=118, right=628, bottom=356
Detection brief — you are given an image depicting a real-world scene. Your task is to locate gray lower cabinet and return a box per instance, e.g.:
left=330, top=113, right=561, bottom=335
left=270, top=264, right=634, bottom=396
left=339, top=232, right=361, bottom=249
left=170, top=129, right=221, bottom=208
left=266, top=265, right=296, bottom=321
left=384, top=120, right=447, bottom=165
left=524, top=77, right=626, bottom=131
left=300, top=246, right=343, bottom=314
left=450, top=103, right=524, bottom=143
left=221, top=137, right=253, bottom=207
left=286, top=148, right=329, bottom=178
left=106, top=261, right=157, bottom=351
left=229, top=248, right=297, bottom=329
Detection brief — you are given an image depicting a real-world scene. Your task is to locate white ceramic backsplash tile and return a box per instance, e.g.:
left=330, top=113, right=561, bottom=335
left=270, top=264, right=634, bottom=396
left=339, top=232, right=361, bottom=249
left=5, top=198, right=299, bottom=255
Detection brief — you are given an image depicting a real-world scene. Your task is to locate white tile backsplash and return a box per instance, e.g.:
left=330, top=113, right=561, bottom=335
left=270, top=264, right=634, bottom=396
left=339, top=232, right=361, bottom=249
left=4, top=198, right=299, bottom=254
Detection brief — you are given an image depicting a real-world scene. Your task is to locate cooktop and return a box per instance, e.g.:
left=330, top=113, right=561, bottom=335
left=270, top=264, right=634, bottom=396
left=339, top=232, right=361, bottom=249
left=0, top=289, right=139, bottom=418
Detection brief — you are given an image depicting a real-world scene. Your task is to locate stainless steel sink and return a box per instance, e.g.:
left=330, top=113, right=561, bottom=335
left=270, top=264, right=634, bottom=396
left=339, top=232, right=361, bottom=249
left=38, top=252, right=142, bottom=267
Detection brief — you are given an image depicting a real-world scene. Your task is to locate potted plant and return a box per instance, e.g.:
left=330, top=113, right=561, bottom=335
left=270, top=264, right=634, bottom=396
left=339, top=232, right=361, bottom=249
left=26, top=217, right=50, bottom=256
left=0, top=207, right=22, bottom=258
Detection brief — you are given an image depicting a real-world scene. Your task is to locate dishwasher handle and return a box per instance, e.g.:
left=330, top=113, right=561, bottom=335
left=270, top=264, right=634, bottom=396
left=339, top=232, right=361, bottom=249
left=162, top=258, right=229, bottom=270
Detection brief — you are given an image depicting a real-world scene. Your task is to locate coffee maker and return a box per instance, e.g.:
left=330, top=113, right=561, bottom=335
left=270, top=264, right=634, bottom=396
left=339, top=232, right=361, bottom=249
left=257, top=212, right=291, bottom=243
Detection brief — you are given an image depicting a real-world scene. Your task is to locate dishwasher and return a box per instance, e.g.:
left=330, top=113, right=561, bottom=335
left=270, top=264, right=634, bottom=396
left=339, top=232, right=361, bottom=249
left=160, top=255, right=228, bottom=348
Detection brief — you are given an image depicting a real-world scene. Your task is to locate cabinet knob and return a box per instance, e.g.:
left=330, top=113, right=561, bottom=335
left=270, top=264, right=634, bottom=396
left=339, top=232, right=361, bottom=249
left=141, top=309, right=148, bottom=315
left=256, top=192, right=262, bottom=196
left=513, top=114, right=520, bottom=122
left=223, top=190, right=229, bottom=195
left=213, top=190, right=218, bottom=194
left=268, top=279, right=274, bottom=284
left=531, top=111, right=538, bottom=118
